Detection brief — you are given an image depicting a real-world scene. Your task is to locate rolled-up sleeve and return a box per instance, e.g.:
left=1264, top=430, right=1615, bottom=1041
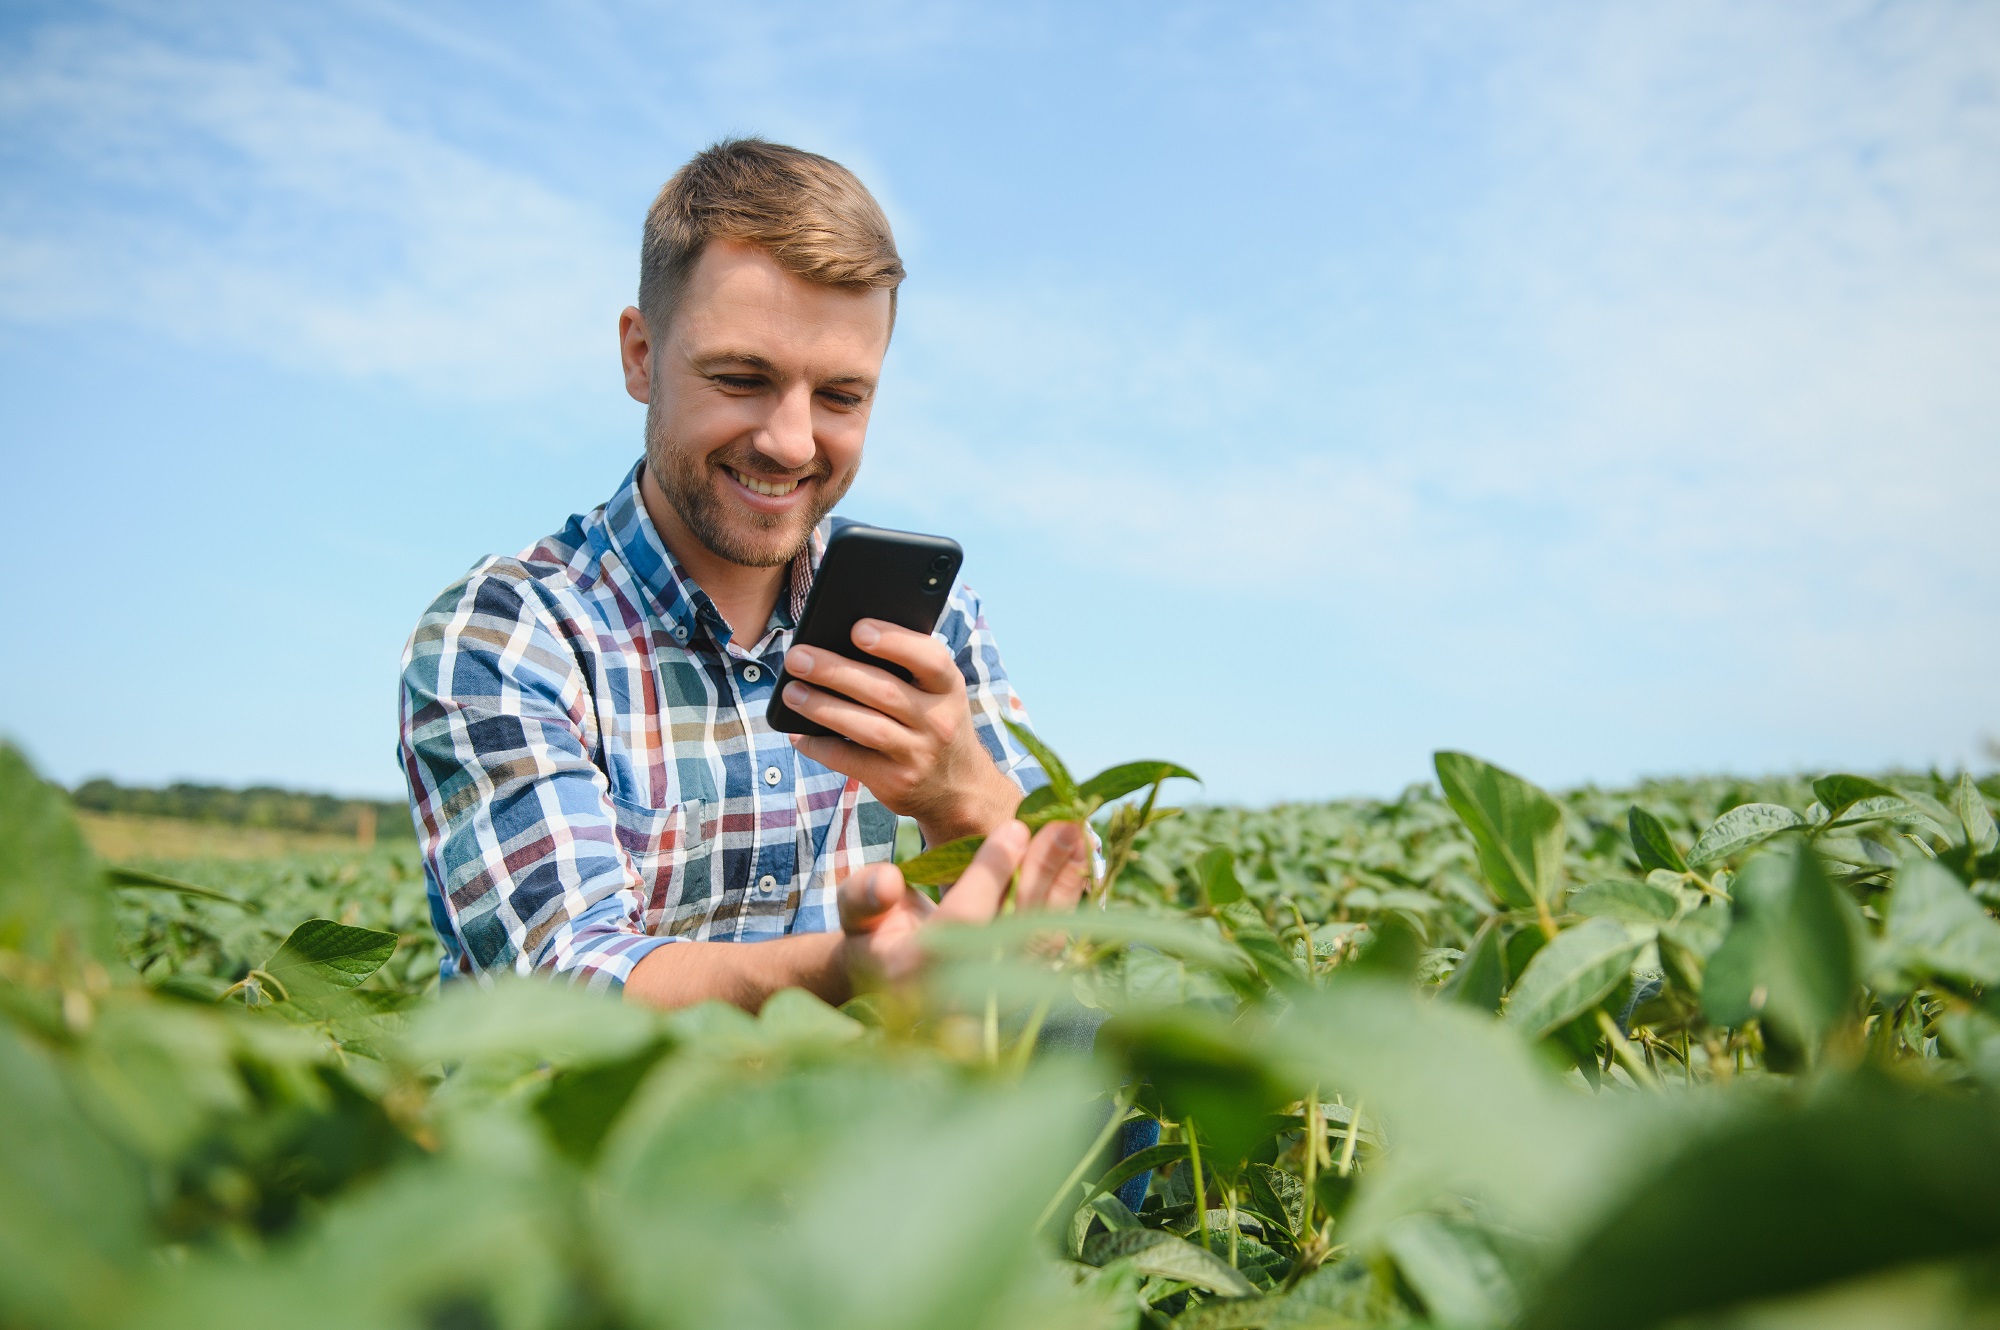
left=398, top=566, right=675, bottom=991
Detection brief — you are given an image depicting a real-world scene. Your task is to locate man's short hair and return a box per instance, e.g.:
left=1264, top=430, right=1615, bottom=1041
left=639, top=138, right=905, bottom=336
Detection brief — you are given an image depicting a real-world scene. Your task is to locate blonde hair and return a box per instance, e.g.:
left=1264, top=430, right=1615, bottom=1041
left=639, top=138, right=904, bottom=333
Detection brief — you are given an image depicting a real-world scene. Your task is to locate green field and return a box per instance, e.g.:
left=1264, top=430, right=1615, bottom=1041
left=6, top=743, right=2000, bottom=1330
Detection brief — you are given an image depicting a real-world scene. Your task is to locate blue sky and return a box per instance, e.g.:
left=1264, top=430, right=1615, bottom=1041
left=2, top=0, right=1996, bottom=802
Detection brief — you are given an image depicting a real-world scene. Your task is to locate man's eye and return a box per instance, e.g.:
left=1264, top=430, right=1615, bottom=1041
left=714, top=375, right=764, bottom=391
left=819, top=390, right=862, bottom=409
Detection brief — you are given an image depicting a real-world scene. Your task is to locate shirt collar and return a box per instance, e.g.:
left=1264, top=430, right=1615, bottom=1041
left=602, top=460, right=826, bottom=651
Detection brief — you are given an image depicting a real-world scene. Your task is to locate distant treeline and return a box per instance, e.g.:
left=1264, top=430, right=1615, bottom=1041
left=68, top=778, right=413, bottom=842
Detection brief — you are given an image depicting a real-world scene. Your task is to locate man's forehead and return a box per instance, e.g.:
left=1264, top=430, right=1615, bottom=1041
left=675, top=242, right=891, bottom=350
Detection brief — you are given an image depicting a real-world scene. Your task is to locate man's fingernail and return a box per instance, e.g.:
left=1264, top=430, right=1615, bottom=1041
left=852, top=621, right=880, bottom=648
left=784, top=682, right=809, bottom=706
left=789, top=648, right=814, bottom=676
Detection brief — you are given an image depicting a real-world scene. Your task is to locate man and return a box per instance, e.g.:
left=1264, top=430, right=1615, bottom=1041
left=398, top=139, right=1087, bottom=1009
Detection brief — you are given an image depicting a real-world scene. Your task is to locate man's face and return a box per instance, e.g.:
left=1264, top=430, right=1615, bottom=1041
left=624, top=239, right=892, bottom=569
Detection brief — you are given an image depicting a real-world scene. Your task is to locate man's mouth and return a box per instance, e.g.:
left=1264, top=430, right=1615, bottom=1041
left=722, top=465, right=806, bottom=499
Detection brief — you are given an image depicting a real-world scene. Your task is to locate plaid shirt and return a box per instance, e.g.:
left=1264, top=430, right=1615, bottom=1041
left=398, top=462, right=1045, bottom=991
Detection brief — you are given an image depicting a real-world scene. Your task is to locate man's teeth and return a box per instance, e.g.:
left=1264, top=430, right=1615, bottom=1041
left=728, top=468, right=802, bottom=498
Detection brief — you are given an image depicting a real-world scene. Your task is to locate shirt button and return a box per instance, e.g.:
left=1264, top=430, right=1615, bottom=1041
left=756, top=874, right=778, bottom=895
left=763, top=765, right=782, bottom=787
left=672, top=624, right=688, bottom=642
left=742, top=663, right=762, bottom=682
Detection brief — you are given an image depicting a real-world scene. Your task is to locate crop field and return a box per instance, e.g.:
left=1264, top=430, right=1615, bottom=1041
left=5, top=739, right=2000, bottom=1330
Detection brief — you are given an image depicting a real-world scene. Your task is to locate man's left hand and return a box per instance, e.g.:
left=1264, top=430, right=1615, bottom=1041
left=781, top=619, right=1021, bottom=845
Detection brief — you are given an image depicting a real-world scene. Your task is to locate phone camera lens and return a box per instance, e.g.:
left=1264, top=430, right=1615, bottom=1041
left=929, top=553, right=953, bottom=574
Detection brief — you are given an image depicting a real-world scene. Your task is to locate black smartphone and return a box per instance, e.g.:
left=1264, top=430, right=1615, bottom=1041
left=764, top=523, right=964, bottom=737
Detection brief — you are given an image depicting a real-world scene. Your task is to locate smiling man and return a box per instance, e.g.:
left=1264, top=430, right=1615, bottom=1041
left=398, top=139, right=1085, bottom=1009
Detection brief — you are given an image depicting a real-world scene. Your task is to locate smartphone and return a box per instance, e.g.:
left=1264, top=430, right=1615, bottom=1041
left=764, top=523, right=964, bottom=737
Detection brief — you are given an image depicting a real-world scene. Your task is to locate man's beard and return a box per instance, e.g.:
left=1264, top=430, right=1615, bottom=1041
left=644, top=401, right=854, bottom=569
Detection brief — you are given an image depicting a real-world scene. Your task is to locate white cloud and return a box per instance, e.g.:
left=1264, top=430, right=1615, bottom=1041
left=869, top=1, right=2000, bottom=661
left=0, top=20, right=631, bottom=395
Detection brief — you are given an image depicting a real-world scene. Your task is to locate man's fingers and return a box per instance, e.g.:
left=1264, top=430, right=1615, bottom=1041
left=935, top=819, right=1031, bottom=923
left=837, top=862, right=909, bottom=935
left=1014, top=821, right=1089, bottom=912
left=780, top=683, right=912, bottom=756
left=850, top=620, right=962, bottom=695
left=783, top=646, right=920, bottom=723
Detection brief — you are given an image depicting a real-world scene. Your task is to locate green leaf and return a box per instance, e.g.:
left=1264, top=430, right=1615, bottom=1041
left=1096, top=1008, right=1293, bottom=1167
left=1504, top=918, right=1647, bottom=1040
left=1088, top=1141, right=1191, bottom=1203
left=1957, top=772, right=1999, bottom=856
left=1434, top=751, right=1565, bottom=911
left=1517, top=1070, right=2000, bottom=1330
left=0, top=743, right=118, bottom=968
left=1440, top=916, right=1507, bottom=1013
left=896, top=835, right=984, bottom=886
left=1705, top=845, right=1859, bottom=1048
left=1568, top=878, right=1681, bottom=924
left=1626, top=806, right=1688, bottom=874
left=535, top=1042, right=670, bottom=1166
left=1078, top=761, right=1199, bottom=806
left=1686, top=803, right=1806, bottom=867
left=1005, top=719, right=1076, bottom=804
left=1197, top=846, right=1244, bottom=906
left=262, top=918, right=399, bottom=997
left=1700, top=920, right=1762, bottom=1027
left=1219, top=900, right=1305, bottom=990
left=1383, top=1212, right=1518, bottom=1329
left=925, top=908, right=1254, bottom=979
left=1881, top=855, right=2000, bottom=990
left=1081, top=1227, right=1258, bottom=1298
left=401, top=977, right=662, bottom=1071
left=1245, top=1162, right=1306, bottom=1239
left=0, top=1021, right=147, bottom=1328
left=1013, top=784, right=1058, bottom=824
left=105, top=865, right=255, bottom=910
left=1811, top=774, right=1904, bottom=821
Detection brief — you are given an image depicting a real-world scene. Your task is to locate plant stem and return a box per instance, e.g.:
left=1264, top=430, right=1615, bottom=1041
left=982, top=990, right=999, bottom=1066
left=1301, top=1087, right=1320, bottom=1231
left=1188, top=1121, right=1212, bottom=1254
left=1595, top=1008, right=1659, bottom=1088
left=1336, top=1098, right=1362, bottom=1177
left=1033, top=1086, right=1134, bottom=1233
left=1008, top=996, right=1052, bottom=1075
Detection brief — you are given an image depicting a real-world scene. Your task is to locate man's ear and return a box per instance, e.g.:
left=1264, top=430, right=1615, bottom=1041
left=619, top=306, right=654, bottom=405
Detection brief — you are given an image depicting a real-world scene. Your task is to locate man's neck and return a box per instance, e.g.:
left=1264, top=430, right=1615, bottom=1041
left=639, top=465, right=786, bottom=648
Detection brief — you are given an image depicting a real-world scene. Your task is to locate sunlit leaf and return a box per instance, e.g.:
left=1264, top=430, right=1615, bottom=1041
left=1383, top=1212, right=1518, bottom=1329
left=1568, top=878, right=1680, bottom=924
left=1504, top=918, right=1647, bottom=1039
left=1956, top=773, right=1999, bottom=856
left=1880, top=855, right=2000, bottom=991
left=1081, top=1227, right=1257, bottom=1298
left=1197, top=846, right=1244, bottom=906
left=1434, top=752, right=1565, bottom=911
left=1006, top=719, right=1076, bottom=804
left=262, top=918, right=398, bottom=997
left=897, top=834, right=985, bottom=886
left=1686, top=803, right=1806, bottom=867
left=1811, top=774, right=1904, bottom=822
left=1440, top=917, right=1507, bottom=1013
left=1078, top=761, right=1199, bottom=806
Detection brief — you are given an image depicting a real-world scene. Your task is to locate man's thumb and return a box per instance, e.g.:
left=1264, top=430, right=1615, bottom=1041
left=837, top=862, right=907, bottom=934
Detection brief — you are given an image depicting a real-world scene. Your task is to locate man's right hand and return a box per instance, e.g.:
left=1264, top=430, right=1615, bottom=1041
left=837, top=819, right=1089, bottom=986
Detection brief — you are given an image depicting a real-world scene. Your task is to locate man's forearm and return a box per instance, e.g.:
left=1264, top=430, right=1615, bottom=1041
left=620, top=931, right=850, bottom=1012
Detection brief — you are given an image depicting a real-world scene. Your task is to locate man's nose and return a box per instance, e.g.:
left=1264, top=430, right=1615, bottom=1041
left=752, top=383, right=817, bottom=471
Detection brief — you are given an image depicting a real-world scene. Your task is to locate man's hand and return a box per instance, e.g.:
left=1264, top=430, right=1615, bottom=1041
left=782, top=619, right=1023, bottom=845
left=837, top=819, right=1090, bottom=987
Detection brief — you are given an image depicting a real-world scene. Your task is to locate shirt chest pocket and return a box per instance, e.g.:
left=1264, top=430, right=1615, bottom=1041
left=608, top=796, right=722, bottom=934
